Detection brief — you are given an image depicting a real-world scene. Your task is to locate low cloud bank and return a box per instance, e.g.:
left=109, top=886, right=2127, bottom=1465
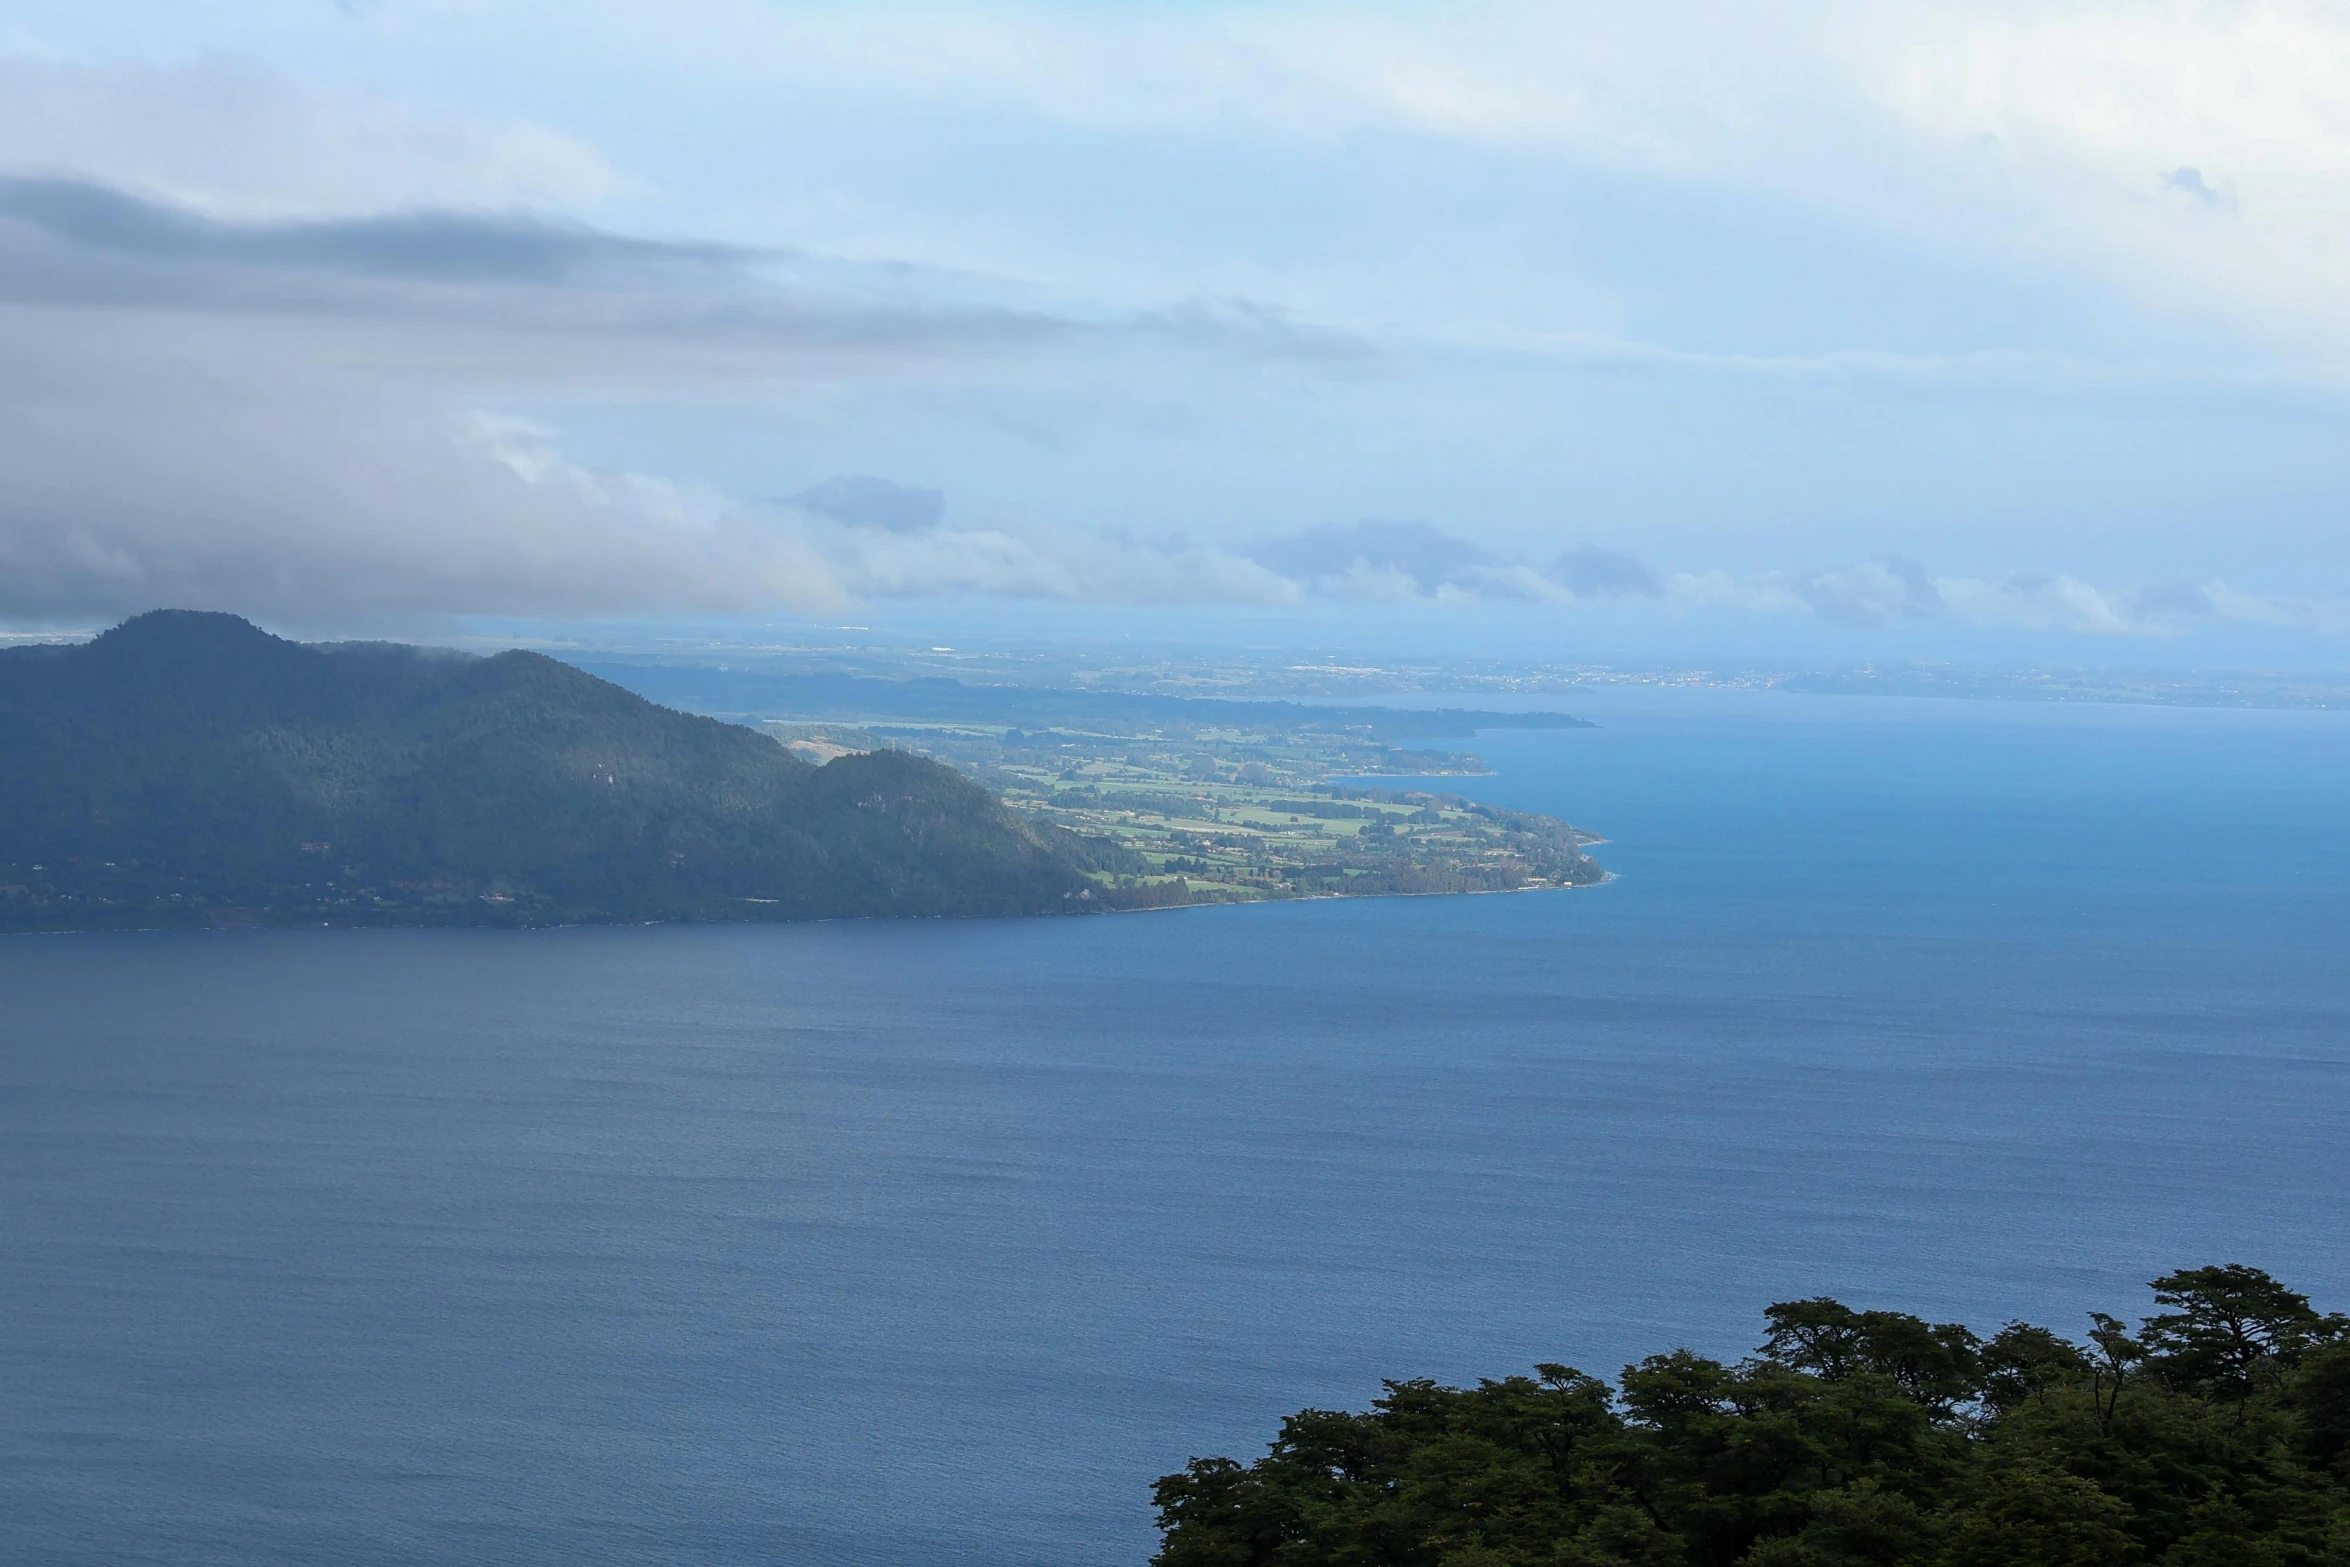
left=1240, top=520, right=2315, bottom=638
left=0, top=171, right=2321, bottom=641
left=0, top=368, right=2314, bottom=633
left=1665, top=560, right=2308, bottom=637
left=0, top=171, right=1069, bottom=625
left=0, top=173, right=1335, bottom=625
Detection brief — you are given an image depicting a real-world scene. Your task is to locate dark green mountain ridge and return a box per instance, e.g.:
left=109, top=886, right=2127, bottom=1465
left=0, top=611, right=1104, bottom=930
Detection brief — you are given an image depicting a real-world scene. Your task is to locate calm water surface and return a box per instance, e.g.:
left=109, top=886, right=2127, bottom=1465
left=4, top=688, right=2348, bottom=1565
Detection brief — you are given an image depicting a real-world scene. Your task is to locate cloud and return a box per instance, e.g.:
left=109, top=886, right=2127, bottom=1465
left=0, top=326, right=851, bottom=626
left=0, top=174, right=1074, bottom=379
left=0, top=174, right=748, bottom=283
left=0, top=349, right=1291, bottom=626
left=1794, top=559, right=1945, bottom=627
left=774, top=473, right=1301, bottom=603
left=1252, top=522, right=1560, bottom=603
left=1, top=26, right=2342, bottom=639
left=1243, top=525, right=2301, bottom=638
left=1925, top=573, right=2289, bottom=637
left=0, top=173, right=1062, bottom=625
left=800, top=515, right=1298, bottom=606
left=0, top=53, right=620, bottom=218
left=1552, top=544, right=1663, bottom=598
left=0, top=275, right=2317, bottom=641
left=0, top=170, right=1114, bottom=626
left=0, top=284, right=1295, bottom=624
left=0, top=434, right=791, bottom=621
left=0, top=163, right=1414, bottom=625
left=1670, top=563, right=1950, bottom=631
left=431, top=0, right=2350, bottom=356
left=2164, top=166, right=2223, bottom=207
left=1252, top=524, right=1678, bottom=607
left=1663, top=562, right=2311, bottom=637
left=0, top=169, right=1460, bottom=626
left=789, top=475, right=945, bottom=534
left=1131, top=297, right=1384, bottom=370
left=1253, top=520, right=1494, bottom=598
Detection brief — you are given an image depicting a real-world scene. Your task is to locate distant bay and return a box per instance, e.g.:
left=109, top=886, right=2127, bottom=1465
left=3, top=687, right=2347, bottom=1566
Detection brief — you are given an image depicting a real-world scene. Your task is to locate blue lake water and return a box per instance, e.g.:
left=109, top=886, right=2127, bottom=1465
left=4, top=687, right=2349, bottom=1565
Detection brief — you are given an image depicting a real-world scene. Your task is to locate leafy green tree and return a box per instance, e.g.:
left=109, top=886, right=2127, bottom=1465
left=2138, top=1266, right=2345, bottom=1397
left=1759, top=1300, right=1984, bottom=1416
left=1942, top=1462, right=2140, bottom=1566
left=2285, top=1341, right=2350, bottom=1478
left=1154, top=1266, right=2350, bottom=1567
left=1978, top=1325, right=2091, bottom=1415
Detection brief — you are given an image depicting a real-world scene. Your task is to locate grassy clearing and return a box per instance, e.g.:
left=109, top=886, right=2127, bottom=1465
left=763, top=718, right=1606, bottom=907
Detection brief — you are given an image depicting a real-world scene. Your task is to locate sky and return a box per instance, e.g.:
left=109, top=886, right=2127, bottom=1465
left=1, top=0, right=2347, bottom=663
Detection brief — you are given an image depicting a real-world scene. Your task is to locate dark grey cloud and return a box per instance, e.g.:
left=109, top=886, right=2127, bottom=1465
left=0, top=176, right=1072, bottom=373
left=0, top=178, right=1405, bottom=383
left=0, top=180, right=1065, bottom=624
left=1551, top=544, right=1662, bottom=597
left=790, top=475, right=945, bottom=534
left=0, top=175, right=751, bottom=283
left=0, top=176, right=1374, bottom=624
left=11, top=181, right=2271, bottom=635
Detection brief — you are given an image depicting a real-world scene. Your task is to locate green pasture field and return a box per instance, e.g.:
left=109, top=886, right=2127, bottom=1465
left=764, top=718, right=1605, bottom=907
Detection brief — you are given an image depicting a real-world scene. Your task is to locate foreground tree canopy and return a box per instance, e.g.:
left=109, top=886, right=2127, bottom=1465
left=1155, top=1266, right=2350, bottom=1566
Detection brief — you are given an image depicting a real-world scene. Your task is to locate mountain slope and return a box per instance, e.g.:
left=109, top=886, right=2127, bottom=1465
left=0, top=612, right=1103, bottom=930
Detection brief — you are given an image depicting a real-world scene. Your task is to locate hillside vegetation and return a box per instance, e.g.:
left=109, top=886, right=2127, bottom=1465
left=0, top=612, right=1104, bottom=929
left=1156, top=1265, right=2350, bottom=1567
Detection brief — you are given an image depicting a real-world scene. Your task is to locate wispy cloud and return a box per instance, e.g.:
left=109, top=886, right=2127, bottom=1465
left=2, top=15, right=2346, bottom=643
left=0, top=169, right=1094, bottom=625
left=1666, top=563, right=2316, bottom=638
left=1242, top=521, right=2327, bottom=636
left=0, top=174, right=747, bottom=282
left=0, top=51, right=620, bottom=218
left=0, top=174, right=1073, bottom=374
left=1552, top=545, right=1664, bottom=598
left=344, top=0, right=2350, bottom=354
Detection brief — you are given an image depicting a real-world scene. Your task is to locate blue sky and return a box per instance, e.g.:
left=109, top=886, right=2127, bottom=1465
left=2, top=0, right=2347, bottom=660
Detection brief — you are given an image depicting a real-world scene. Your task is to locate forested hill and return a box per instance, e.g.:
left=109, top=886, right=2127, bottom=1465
left=0, top=611, right=1104, bottom=930
left=1153, top=1264, right=2350, bottom=1567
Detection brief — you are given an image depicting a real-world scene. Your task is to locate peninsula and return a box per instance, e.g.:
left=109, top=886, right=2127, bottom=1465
left=0, top=612, right=1606, bottom=931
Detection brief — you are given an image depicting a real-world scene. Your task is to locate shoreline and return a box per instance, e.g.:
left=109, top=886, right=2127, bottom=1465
left=0, top=868, right=1620, bottom=939
left=1102, top=866, right=1618, bottom=916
